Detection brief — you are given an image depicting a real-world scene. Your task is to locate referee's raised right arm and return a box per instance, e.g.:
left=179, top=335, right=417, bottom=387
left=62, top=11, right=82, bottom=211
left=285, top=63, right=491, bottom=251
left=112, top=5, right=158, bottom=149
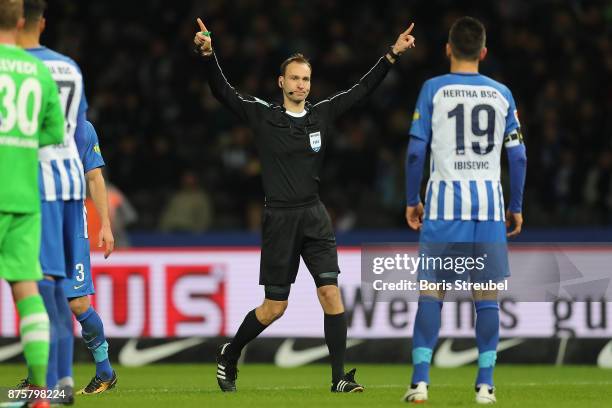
left=194, top=18, right=260, bottom=123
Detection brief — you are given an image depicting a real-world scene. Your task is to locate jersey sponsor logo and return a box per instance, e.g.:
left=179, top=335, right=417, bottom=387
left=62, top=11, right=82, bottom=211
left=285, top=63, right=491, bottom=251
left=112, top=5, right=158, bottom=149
left=413, top=110, right=420, bottom=121
left=274, top=338, right=362, bottom=367
left=433, top=338, right=524, bottom=367
left=309, top=131, right=322, bottom=152
left=73, top=284, right=86, bottom=290
left=118, top=337, right=206, bottom=366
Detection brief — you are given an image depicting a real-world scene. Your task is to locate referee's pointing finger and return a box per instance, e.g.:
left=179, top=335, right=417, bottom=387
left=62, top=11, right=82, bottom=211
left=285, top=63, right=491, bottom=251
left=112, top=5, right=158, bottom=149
left=403, top=23, right=415, bottom=35
left=197, top=18, right=207, bottom=32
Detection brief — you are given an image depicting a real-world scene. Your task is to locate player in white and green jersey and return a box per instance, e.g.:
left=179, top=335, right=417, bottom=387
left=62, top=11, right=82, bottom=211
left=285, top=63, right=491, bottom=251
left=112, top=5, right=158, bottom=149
left=0, top=0, right=64, bottom=398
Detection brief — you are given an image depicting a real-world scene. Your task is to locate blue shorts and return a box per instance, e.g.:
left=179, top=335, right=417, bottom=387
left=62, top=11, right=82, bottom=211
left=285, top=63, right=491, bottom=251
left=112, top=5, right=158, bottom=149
left=40, top=200, right=94, bottom=298
left=418, top=220, right=510, bottom=283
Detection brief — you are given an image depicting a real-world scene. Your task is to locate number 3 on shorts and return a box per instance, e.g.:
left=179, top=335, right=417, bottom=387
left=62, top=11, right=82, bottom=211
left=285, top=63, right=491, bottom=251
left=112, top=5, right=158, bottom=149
left=75, top=263, right=85, bottom=281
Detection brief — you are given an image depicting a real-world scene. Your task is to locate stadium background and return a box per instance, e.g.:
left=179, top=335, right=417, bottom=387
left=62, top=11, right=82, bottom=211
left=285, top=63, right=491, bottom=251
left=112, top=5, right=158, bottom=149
left=1, top=0, right=612, bottom=394
left=38, top=0, right=612, bottom=233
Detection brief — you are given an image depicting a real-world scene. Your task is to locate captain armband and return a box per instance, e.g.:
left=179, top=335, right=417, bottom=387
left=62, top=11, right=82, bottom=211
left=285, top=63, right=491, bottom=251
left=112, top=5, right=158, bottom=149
left=504, top=128, right=524, bottom=148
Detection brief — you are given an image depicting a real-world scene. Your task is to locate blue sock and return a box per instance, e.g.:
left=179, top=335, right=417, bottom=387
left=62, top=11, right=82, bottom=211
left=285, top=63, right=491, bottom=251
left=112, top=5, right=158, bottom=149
left=76, top=306, right=113, bottom=380
left=37, top=279, right=59, bottom=389
left=475, top=300, right=499, bottom=387
left=94, top=342, right=112, bottom=380
left=411, top=295, right=442, bottom=384
left=54, top=282, right=74, bottom=383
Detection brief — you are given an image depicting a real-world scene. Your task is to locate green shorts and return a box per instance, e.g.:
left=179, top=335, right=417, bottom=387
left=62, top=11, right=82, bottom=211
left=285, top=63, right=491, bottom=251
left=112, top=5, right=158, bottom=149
left=0, top=212, right=42, bottom=282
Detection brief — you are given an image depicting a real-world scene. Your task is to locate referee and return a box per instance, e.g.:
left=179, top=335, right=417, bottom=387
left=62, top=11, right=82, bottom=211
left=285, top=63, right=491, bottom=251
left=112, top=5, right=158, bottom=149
left=194, top=17, right=415, bottom=393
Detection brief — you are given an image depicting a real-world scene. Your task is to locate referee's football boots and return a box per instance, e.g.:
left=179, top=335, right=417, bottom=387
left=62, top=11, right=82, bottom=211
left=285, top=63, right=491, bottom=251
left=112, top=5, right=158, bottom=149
left=216, top=343, right=238, bottom=392
left=331, top=368, right=364, bottom=393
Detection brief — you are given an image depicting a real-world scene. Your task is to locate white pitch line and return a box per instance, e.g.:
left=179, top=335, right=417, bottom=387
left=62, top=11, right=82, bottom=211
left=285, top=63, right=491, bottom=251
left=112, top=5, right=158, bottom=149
left=101, top=381, right=612, bottom=394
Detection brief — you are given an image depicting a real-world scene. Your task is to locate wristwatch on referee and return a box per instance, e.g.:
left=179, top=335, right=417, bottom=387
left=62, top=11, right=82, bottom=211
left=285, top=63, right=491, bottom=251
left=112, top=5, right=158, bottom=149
left=194, top=43, right=213, bottom=57
left=386, top=46, right=401, bottom=63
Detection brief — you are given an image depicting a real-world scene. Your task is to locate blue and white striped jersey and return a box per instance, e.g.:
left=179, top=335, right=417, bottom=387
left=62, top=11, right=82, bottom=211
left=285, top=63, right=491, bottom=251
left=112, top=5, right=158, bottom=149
left=409, top=73, right=521, bottom=222
left=27, top=46, right=87, bottom=202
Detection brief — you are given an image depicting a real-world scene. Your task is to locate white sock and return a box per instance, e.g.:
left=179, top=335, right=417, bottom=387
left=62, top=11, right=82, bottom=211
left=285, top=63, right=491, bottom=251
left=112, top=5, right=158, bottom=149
left=58, top=376, right=74, bottom=387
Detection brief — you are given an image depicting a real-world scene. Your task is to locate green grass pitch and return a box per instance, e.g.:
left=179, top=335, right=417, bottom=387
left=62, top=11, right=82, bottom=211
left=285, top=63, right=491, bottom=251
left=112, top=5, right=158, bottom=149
left=1, top=364, right=611, bottom=407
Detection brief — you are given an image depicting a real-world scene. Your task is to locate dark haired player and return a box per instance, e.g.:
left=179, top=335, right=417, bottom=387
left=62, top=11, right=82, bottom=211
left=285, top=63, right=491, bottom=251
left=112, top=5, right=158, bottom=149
left=402, top=16, right=526, bottom=404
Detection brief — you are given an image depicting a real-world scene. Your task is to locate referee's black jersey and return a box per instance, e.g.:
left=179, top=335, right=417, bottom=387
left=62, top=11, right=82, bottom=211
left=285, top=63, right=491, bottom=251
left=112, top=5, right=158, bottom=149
left=203, top=52, right=393, bottom=208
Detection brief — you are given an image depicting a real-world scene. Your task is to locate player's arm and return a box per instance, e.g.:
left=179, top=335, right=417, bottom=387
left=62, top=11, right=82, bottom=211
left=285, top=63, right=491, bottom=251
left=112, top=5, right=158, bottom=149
left=504, top=129, right=527, bottom=238
left=404, top=82, right=433, bottom=230
left=86, top=167, right=114, bottom=258
left=405, top=137, right=427, bottom=230
left=76, top=121, right=114, bottom=258
left=318, top=23, right=416, bottom=118
left=39, top=67, right=65, bottom=147
left=193, top=18, right=263, bottom=122
left=502, top=91, right=527, bottom=238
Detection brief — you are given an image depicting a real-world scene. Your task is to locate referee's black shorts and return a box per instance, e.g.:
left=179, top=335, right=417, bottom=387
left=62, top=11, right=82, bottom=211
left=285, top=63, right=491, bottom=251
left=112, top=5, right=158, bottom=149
left=260, top=200, right=340, bottom=288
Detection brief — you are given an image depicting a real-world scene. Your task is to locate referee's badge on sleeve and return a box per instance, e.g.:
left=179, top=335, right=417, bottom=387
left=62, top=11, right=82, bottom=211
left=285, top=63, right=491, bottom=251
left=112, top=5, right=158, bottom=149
left=309, top=131, right=322, bottom=152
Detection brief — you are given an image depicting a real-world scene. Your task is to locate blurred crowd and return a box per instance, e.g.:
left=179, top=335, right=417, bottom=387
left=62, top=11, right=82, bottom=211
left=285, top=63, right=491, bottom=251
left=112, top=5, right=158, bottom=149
left=42, top=0, right=611, bottom=231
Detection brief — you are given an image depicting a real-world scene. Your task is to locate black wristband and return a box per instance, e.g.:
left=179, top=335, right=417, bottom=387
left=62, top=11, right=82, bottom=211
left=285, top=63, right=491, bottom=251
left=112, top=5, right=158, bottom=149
left=389, top=46, right=401, bottom=60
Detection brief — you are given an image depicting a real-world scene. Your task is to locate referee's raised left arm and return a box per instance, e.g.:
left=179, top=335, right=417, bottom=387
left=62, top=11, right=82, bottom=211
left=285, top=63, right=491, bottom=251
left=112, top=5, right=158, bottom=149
left=316, top=23, right=416, bottom=118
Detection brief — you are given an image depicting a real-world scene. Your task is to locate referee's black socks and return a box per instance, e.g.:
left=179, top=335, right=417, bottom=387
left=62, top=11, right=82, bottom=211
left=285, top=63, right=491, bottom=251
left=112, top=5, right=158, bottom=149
left=324, top=312, right=347, bottom=383
left=225, top=309, right=268, bottom=361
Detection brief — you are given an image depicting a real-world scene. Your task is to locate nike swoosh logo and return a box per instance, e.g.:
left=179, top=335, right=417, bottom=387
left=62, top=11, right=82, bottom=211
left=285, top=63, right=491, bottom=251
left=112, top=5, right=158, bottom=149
left=597, top=340, right=612, bottom=368
left=73, top=284, right=85, bottom=290
left=274, top=338, right=363, bottom=368
left=433, top=338, right=525, bottom=368
left=0, top=341, right=23, bottom=362
left=118, top=337, right=206, bottom=367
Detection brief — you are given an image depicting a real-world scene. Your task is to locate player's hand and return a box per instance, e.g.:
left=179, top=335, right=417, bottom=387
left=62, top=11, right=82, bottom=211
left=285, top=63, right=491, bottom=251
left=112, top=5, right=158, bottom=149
left=392, top=23, right=416, bottom=55
left=194, top=18, right=213, bottom=56
left=99, top=223, right=115, bottom=259
left=506, top=211, right=523, bottom=238
left=405, top=203, right=424, bottom=231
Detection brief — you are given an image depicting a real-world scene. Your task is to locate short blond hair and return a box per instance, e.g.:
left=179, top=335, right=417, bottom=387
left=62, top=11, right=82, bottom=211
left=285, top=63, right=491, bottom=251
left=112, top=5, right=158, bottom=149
left=280, top=53, right=312, bottom=76
left=0, top=0, right=23, bottom=30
